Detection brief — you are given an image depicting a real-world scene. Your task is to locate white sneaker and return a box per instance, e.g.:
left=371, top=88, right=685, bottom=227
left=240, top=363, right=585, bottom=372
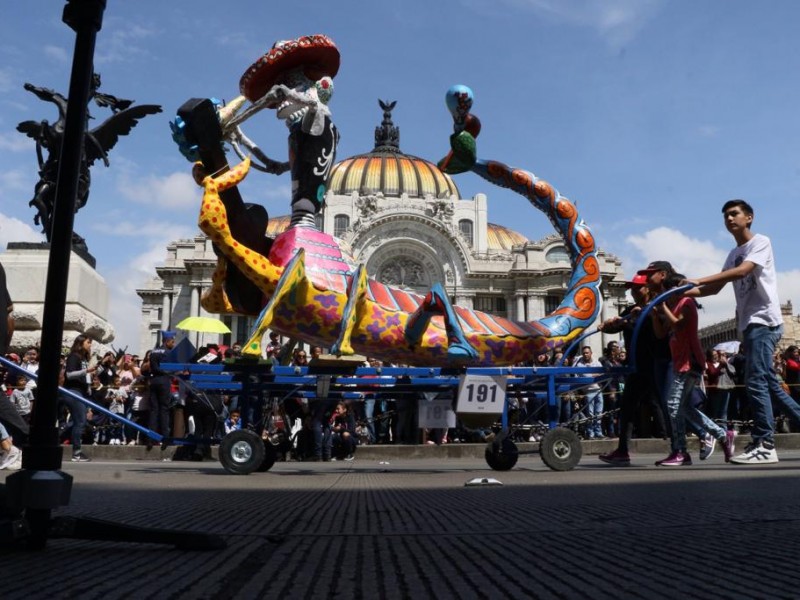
left=0, top=446, right=22, bottom=470
left=730, top=441, right=778, bottom=465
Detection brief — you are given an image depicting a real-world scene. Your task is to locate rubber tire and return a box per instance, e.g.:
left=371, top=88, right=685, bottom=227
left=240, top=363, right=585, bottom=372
left=485, top=437, right=519, bottom=471
left=257, top=441, right=278, bottom=472
left=540, top=428, right=582, bottom=471
left=220, top=429, right=265, bottom=475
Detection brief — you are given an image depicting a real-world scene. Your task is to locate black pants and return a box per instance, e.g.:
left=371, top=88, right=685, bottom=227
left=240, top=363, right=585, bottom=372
left=616, top=371, right=654, bottom=453
left=148, top=378, right=172, bottom=437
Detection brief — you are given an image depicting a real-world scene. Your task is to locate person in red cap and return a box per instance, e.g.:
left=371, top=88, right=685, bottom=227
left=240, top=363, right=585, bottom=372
left=598, top=272, right=669, bottom=465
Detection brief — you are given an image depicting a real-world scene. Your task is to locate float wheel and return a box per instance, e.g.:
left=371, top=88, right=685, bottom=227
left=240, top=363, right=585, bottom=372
left=485, top=436, right=519, bottom=471
left=540, top=428, right=582, bottom=471
left=220, top=429, right=265, bottom=475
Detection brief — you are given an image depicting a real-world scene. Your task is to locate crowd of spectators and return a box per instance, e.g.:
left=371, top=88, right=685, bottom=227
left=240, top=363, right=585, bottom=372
left=2, top=328, right=798, bottom=468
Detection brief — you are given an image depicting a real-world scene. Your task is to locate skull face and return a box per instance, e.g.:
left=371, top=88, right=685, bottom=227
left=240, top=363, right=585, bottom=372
left=266, top=68, right=334, bottom=128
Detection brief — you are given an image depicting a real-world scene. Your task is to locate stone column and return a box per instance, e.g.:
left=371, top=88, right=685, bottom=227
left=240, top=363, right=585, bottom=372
left=516, top=295, right=526, bottom=321
left=190, top=286, right=200, bottom=347
left=161, top=291, right=171, bottom=331
left=527, top=293, right=546, bottom=321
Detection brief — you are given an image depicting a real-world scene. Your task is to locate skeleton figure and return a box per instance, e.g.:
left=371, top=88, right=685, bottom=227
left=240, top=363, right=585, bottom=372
left=262, top=69, right=338, bottom=228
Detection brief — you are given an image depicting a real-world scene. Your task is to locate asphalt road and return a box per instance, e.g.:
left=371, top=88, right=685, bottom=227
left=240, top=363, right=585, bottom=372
left=3, top=452, right=800, bottom=599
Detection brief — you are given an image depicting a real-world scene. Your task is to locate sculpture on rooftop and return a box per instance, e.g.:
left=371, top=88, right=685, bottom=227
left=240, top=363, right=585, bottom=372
left=17, top=73, right=162, bottom=252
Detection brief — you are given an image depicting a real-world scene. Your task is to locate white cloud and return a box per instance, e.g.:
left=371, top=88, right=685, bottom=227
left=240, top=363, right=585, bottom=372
left=102, top=247, right=159, bottom=354
left=90, top=218, right=196, bottom=240
left=43, top=45, right=70, bottom=65
left=0, top=68, right=13, bottom=93
left=0, top=212, right=45, bottom=249
left=0, top=133, right=32, bottom=152
left=495, top=0, right=663, bottom=47
left=697, top=125, right=719, bottom=138
left=0, top=168, right=33, bottom=191
left=94, top=22, right=158, bottom=65
left=117, top=171, right=199, bottom=209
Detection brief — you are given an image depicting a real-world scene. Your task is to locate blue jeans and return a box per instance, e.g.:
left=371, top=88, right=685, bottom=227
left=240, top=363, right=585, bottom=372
left=363, top=397, right=376, bottom=443
left=60, top=394, right=87, bottom=453
left=666, top=371, right=726, bottom=453
left=708, top=388, right=731, bottom=422
left=743, top=324, right=800, bottom=443
left=583, top=389, right=603, bottom=438
left=653, top=357, right=674, bottom=440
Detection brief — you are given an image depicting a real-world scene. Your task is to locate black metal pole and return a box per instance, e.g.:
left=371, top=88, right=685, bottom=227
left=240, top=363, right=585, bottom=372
left=20, top=0, right=105, bottom=545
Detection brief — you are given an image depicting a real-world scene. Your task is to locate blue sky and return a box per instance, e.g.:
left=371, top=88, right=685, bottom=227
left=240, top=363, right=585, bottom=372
left=2, top=0, right=799, bottom=351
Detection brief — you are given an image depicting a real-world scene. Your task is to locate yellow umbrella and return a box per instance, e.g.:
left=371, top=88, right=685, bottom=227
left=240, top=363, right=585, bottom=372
left=175, top=316, right=231, bottom=334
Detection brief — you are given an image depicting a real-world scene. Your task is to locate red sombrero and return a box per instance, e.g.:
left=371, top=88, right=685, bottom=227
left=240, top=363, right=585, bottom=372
left=239, top=34, right=340, bottom=102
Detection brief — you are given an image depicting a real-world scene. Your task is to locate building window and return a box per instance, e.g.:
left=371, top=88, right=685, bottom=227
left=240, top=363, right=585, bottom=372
left=334, top=214, right=350, bottom=237
left=459, top=219, right=474, bottom=247
left=315, top=213, right=324, bottom=231
left=545, top=246, right=570, bottom=263
left=545, top=295, right=563, bottom=314
left=235, top=317, right=253, bottom=346
left=474, top=295, right=507, bottom=317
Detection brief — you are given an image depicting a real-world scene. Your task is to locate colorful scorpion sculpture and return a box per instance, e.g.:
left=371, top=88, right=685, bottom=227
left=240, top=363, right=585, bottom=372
left=175, top=35, right=601, bottom=367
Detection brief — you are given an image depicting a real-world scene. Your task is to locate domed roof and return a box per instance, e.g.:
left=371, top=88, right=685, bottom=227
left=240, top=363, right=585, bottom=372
left=327, top=100, right=460, bottom=200
left=487, top=223, right=528, bottom=250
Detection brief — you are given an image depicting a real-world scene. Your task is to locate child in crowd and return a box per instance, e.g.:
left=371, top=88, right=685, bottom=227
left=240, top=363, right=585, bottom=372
left=106, top=375, right=127, bottom=445
left=10, top=374, right=34, bottom=424
left=224, top=408, right=242, bottom=434
left=327, top=401, right=356, bottom=461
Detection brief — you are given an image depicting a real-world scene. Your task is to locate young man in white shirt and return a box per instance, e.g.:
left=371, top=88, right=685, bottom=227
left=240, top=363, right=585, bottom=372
left=687, top=199, right=798, bottom=464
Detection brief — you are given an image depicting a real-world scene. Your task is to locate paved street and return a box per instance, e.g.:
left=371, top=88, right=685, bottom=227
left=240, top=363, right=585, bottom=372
left=3, top=451, right=800, bottom=599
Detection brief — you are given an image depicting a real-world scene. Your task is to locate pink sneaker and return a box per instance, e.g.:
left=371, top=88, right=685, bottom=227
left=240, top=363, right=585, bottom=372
left=598, top=449, right=631, bottom=466
left=722, top=430, right=736, bottom=463
left=655, top=450, right=692, bottom=466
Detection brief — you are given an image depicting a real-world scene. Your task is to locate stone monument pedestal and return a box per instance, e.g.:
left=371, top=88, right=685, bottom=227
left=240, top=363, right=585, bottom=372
left=3, top=242, right=114, bottom=352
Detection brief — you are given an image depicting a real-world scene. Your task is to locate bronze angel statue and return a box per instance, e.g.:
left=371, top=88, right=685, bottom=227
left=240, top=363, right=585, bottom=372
left=17, top=73, right=161, bottom=246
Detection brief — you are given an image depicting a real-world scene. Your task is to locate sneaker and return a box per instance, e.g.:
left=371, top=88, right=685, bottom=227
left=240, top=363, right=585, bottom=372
left=128, top=440, right=136, bottom=446
left=730, top=440, right=778, bottom=465
left=598, top=449, right=631, bottom=466
left=655, top=451, right=692, bottom=467
left=721, top=430, right=736, bottom=463
left=6, top=449, right=22, bottom=471
left=0, top=446, right=21, bottom=470
left=699, top=436, right=716, bottom=460
left=71, top=452, right=92, bottom=463
left=344, top=453, right=355, bottom=461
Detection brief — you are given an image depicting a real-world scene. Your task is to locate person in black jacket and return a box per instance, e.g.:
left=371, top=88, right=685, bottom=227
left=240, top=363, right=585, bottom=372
left=598, top=273, right=669, bottom=466
left=147, top=330, right=176, bottom=447
left=63, top=334, right=96, bottom=462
